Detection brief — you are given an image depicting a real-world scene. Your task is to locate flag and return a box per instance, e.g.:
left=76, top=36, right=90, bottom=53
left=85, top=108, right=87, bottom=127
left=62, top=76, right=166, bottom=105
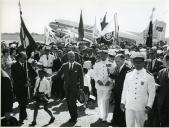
left=19, top=2, right=36, bottom=58
left=100, top=12, right=108, bottom=30
left=146, top=20, right=153, bottom=48
left=78, top=10, right=84, bottom=41
left=93, top=16, right=101, bottom=42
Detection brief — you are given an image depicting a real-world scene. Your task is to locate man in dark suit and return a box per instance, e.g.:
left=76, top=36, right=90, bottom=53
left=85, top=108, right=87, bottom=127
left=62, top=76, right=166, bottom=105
left=11, top=52, right=37, bottom=124
left=52, top=49, right=64, bottom=99
left=157, top=54, right=169, bottom=127
left=52, top=51, right=84, bottom=123
left=109, top=54, right=131, bottom=126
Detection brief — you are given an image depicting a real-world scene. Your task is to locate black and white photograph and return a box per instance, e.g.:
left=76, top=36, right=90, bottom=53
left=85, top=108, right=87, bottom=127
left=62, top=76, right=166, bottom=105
left=1, top=0, right=169, bottom=127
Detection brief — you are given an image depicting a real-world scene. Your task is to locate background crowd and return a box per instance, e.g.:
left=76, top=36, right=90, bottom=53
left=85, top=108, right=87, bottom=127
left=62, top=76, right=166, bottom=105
left=1, top=39, right=169, bottom=127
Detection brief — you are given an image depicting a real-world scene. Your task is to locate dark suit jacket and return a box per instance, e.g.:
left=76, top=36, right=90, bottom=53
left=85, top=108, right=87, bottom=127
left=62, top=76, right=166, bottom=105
left=157, top=68, right=169, bottom=108
left=109, top=64, right=131, bottom=101
left=52, top=61, right=84, bottom=97
left=1, top=75, right=13, bottom=116
left=11, top=61, right=37, bottom=98
left=52, top=57, right=62, bottom=72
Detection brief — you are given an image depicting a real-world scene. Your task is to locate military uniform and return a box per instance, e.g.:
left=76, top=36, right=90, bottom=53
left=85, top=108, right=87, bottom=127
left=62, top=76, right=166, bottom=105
left=92, top=58, right=113, bottom=121
left=121, top=68, right=156, bottom=127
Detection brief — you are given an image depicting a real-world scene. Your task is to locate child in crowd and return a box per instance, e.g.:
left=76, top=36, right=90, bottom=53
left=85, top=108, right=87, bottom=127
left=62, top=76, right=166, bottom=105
left=29, top=69, right=55, bottom=126
left=83, top=68, right=91, bottom=108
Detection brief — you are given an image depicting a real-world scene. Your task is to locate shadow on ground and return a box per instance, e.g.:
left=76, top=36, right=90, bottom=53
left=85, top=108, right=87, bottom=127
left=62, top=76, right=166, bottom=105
left=90, top=119, right=109, bottom=127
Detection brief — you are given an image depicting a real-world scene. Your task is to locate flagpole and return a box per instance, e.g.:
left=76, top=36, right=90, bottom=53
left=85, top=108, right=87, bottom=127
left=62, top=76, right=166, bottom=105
left=19, top=0, right=31, bottom=100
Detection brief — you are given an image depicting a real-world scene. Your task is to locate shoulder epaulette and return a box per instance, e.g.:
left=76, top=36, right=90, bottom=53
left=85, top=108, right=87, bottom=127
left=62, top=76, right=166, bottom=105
left=146, top=70, right=153, bottom=76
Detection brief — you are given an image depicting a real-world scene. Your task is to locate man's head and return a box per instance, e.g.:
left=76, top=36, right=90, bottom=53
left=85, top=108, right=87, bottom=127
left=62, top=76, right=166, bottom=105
left=17, top=52, right=27, bottom=63
left=45, top=46, right=51, bottom=55
left=67, top=51, right=75, bottom=63
left=115, top=54, right=125, bottom=67
left=163, top=54, right=169, bottom=67
left=99, top=50, right=108, bottom=61
left=132, top=52, right=145, bottom=70
left=38, top=69, right=46, bottom=79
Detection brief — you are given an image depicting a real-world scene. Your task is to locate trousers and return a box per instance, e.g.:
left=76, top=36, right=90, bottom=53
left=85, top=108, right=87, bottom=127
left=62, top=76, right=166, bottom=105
left=97, top=89, right=111, bottom=120
left=125, top=109, right=146, bottom=127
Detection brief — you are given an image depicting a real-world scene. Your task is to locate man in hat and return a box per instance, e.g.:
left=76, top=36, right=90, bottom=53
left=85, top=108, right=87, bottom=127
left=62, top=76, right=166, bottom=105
left=92, top=50, right=113, bottom=123
left=39, top=46, right=55, bottom=76
left=121, top=52, right=156, bottom=127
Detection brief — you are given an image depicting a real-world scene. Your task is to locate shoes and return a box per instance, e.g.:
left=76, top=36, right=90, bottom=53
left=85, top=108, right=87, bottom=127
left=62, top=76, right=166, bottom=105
left=18, top=120, right=24, bottom=125
left=49, top=117, right=55, bottom=124
left=29, top=121, right=37, bottom=126
left=102, top=120, right=108, bottom=124
left=68, top=118, right=77, bottom=123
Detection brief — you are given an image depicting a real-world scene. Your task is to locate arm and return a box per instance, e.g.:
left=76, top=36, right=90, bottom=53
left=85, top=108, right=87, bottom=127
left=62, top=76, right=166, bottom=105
left=121, top=74, right=129, bottom=107
left=51, top=64, right=64, bottom=81
left=147, top=76, right=156, bottom=108
left=79, top=65, right=84, bottom=89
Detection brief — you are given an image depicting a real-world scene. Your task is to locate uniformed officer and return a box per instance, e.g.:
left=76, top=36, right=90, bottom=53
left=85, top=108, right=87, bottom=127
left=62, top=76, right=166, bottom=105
left=39, top=46, right=55, bottom=76
left=121, top=52, right=156, bottom=127
left=91, top=50, right=113, bottom=123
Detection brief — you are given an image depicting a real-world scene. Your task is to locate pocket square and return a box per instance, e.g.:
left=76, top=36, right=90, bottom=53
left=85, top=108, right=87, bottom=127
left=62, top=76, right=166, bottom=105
left=75, top=71, right=77, bottom=72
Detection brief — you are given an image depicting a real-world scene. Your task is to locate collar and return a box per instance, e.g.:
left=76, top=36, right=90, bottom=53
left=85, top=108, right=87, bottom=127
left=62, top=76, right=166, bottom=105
left=134, top=68, right=145, bottom=74
left=119, top=63, right=125, bottom=72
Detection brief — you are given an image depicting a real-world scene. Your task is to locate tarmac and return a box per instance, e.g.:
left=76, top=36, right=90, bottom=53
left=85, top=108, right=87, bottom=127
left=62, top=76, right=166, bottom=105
left=12, top=98, right=114, bottom=127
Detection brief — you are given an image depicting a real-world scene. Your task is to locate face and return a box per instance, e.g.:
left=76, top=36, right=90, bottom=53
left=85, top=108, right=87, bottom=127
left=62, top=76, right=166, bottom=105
left=108, top=55, right=115, bottom=62
left=67, top=52, right=75, bottom=63
left=100, top=52, right=108, bottom=61
left=20, top=54, right=27, bottom=63
left=133, top=58, right=145, bottom=70
left=115, top=56, right=124, bottom=67
left=163, top=55, right=169, bottom=67
left=39, top=71, right=45, bottom=79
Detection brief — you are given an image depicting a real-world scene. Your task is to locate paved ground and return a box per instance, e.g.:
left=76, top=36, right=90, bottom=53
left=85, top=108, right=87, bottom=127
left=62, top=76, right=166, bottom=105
left=12, top=98, right=114, bottom=127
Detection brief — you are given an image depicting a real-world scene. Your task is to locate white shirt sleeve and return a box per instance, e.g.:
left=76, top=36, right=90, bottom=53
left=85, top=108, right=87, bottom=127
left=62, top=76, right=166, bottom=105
left=121, top=73, right=129, bottom=105
left=147, top=76, right=156, bottom=108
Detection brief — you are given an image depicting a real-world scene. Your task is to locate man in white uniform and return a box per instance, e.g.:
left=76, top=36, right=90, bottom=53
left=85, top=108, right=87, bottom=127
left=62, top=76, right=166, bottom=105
left=121, top=52, right=156, bottom=127
left=92, top=50, right=113, bottom=123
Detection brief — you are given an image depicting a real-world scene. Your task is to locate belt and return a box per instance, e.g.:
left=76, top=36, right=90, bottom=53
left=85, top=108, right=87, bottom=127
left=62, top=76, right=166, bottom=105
left=43, top=67, right=52, bottom=69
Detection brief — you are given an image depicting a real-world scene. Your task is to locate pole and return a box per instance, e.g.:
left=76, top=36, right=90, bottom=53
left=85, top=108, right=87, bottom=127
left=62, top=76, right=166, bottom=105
left=19, top=0, right=31, bottom=100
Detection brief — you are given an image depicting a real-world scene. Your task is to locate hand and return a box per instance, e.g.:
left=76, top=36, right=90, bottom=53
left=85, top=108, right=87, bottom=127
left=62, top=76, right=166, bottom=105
left=24, top=82, right=31, bottom=87
left=4, top=112, right=11, bottom=119
left=46, top=77, right=51, bottom=81
left=120, top=103, right=125, bottom=112
left=105, top=81, right=111, bottom=86
left=145, top=106, right=151, bottom=114
left=97, top=80, right=103, bottom=86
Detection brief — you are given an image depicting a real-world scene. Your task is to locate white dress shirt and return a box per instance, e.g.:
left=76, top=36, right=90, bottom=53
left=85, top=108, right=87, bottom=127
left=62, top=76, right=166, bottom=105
left=34, top=77, right=50, bottom=96
left=121, top=68, right=156, bottom=111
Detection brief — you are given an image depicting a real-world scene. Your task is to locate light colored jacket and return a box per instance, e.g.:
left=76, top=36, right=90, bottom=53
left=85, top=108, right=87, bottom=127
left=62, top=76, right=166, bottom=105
left=121, top=68, right=156, bottom=111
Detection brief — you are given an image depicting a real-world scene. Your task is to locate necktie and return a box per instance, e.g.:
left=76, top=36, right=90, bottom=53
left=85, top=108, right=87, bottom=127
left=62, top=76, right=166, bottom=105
left=70, top=63, right=73, bottom=71
left=22, top=63, right=24, bottom=69
left=46, top=55, right=48, bottom=60
left=36, top=79, right=41, bottom=92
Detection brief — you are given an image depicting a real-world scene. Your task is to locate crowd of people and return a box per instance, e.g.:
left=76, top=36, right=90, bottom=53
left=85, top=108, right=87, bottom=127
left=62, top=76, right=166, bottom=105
left=1, top=40, right=169, bottom=127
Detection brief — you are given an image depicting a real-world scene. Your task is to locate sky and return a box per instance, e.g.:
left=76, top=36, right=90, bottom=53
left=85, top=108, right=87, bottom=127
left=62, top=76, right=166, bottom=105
left=0, top=0, right=169, bottom=37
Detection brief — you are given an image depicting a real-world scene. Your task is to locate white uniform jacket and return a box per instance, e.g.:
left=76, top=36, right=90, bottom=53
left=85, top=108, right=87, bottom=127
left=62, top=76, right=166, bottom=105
left=39, top=54, right=55, bottom=75
left=121, top=68, right=156, bottom=111
left=92, top=59, right=113, bottom=91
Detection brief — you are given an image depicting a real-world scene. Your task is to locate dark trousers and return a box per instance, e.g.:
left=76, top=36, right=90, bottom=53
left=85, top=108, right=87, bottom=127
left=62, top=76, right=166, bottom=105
left=66, top=92, right=78, bottom=120
left=158, top=98, right=169, bottom=127
left=33, top=101, right=53, bottom=122
left=17, top=97, right=27, bottom=121
left=112, top=96, right=126, bottom=126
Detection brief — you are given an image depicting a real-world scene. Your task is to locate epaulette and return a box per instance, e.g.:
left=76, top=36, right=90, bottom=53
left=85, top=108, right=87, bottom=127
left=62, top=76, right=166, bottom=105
left=146, top=70, right=153, bottom=76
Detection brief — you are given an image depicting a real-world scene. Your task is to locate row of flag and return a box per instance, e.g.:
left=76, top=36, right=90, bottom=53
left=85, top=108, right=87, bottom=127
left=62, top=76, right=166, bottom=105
left=18, top=1, right=155, bottom=58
